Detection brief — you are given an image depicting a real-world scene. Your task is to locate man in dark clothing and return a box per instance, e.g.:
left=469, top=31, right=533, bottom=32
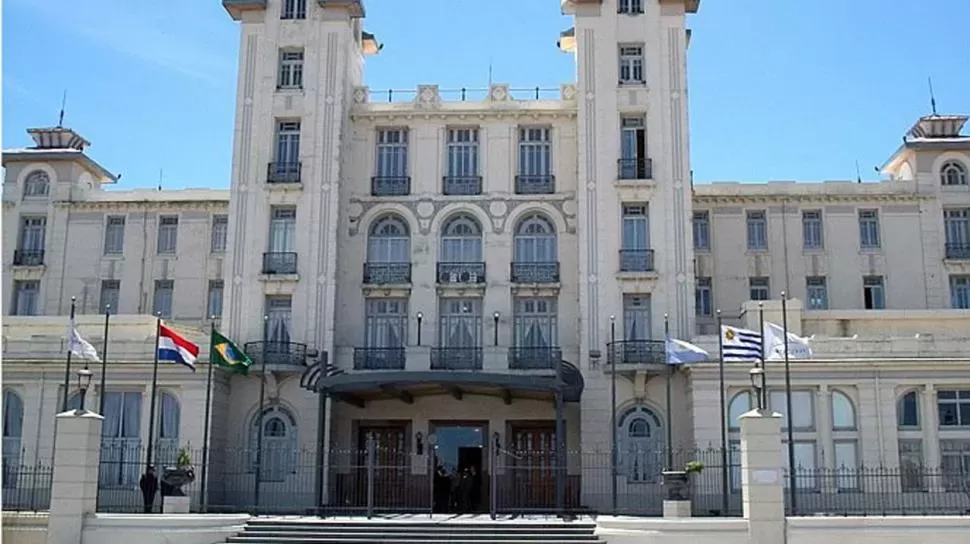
left=139, top=466, right=158, bottom=513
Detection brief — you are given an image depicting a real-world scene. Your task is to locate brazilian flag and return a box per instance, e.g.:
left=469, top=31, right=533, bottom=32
left=210, top=328, right=253, bottom=375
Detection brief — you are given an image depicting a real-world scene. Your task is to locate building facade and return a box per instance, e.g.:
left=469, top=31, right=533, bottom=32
left=2, top=0, right=970, bottom=515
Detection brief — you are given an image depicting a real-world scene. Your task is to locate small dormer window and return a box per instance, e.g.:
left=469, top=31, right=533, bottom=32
left=23, top=171, right=50, bottom=198
left=941, top=161, right=968, bottom=186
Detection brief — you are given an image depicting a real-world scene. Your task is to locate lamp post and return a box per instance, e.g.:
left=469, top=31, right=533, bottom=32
left=749, top=363, right=766, bottom=411
left=609, top=314, right=617, bottom=513
left=416, top=312, right=423, bottom=346
left=76, top=367, right=94, bottom=412
left=492, top=312, right=500, bottom=346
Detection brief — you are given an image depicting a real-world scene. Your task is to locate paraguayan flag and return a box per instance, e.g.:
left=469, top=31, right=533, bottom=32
left=720, top=325, right=762, bottom=362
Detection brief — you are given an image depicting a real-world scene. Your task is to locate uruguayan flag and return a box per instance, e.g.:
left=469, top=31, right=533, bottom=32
left=665, top=336, right=710, bottom=365
left=763, top=322, right=813, bottom=360
left=720, top=325, right=762, bottom=362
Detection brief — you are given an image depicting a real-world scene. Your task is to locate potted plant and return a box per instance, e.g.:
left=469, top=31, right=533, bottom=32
left=662, top=461, right=704, bottom=501
left=161, top=445, right=196, bottom=497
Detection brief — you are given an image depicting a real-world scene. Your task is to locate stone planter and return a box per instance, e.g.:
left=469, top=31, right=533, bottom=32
left=661, top=470, right=690, bottom=501
left=161, top=466, right=195, bottom=497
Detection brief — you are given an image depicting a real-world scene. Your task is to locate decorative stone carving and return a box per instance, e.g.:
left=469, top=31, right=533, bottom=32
left=561, top=200, right=577, bottom=217
left=488, top=201, right=507, bottom=218
left=489, top=84, right=510, bottom=102
left=561, top=84, right=578, bottom=101
left=414, top=85, right=441, bottom=109
left=347, top=202, right=364, bottom=221
left=493, top=218, right=504, bottom=231
left=416, top=200, right=435, bottom=218
left=353, top=86, right=369, bottom=104
left=419, top=219, right=431, bottom=232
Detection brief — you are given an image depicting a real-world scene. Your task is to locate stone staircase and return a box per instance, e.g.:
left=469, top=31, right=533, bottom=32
left=225, top=517, right=602, bottom=544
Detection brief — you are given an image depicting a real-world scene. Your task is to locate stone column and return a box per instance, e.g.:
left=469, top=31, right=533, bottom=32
left=739, top=409, right=786, bottom=544
left=47, top=409, right=103, bottom=544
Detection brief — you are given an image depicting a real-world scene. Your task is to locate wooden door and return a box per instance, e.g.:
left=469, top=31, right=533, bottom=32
left=358, top=426, right=409, bottom=509
left=508, top=425, right=557, bottom=510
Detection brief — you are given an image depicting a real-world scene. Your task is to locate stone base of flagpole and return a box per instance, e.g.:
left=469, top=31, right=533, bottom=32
left=162, top=496, right=190, bottom=514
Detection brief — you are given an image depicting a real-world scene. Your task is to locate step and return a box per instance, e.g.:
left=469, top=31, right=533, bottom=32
left=228, top=539, right=602, bottom=544
left=244, top=525, right=595, bottom=533
left=241, top=531, right=596, bottom=539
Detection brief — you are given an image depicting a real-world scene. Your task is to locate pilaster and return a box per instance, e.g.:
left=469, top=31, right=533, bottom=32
left=739, top=409, right=785, bottom=544
left=47, top=409, right=103, bottom=544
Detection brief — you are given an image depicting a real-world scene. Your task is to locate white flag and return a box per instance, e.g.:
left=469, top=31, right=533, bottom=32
left=69, top=320, right=101, bottom=362
left=764, top=322, right=812, bottom=360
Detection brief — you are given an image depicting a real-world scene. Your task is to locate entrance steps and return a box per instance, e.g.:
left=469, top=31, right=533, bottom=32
left=226, top=517, right=602, bottom=544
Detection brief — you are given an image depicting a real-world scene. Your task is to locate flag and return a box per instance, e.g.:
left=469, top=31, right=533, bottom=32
left=210, top=328, right=252, bottom=375
left=68, top=319, right=101, bottom=362
left=158, top=324, right=199, bottom=371
left=763, top=322, right=813, bottom=360
left=665, top=336, right=709, bottom=365
left=720, top=325, right=762, bottom=362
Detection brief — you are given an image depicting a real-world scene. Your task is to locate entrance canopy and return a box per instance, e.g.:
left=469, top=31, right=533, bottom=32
left=300, top=361, right=584, bottom=408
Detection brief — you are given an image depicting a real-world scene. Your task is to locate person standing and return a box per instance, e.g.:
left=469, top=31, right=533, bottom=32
left=139, top=466, right=159, bottom=513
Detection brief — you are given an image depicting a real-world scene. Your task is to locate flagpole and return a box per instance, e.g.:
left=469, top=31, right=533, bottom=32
left=146, top=315, right=162, bottom=472
left=757, top=302, right=766, bottom=410
left=61, top=297, right=77, bottom=411
left=98, top=305, right=111, bottom=415
left=781, top=293, right=797, bottom=514
left=663, top=313, right=673, bottom=469
left=200, top=319, right=215, bottom=513
left=609, top=315, right=617, bottom=513
left=716, top=309, right=729, bottom=516
left=254, top=315, right=268, bottom=511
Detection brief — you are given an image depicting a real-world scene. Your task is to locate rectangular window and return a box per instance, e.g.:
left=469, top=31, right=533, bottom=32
left=951, top=275, right=970, bottom=309
left=274, top=121, right=301, bottom=174
left=153, top=280, right=174, bottom=318
left=695, top=277, right=713, bottom=317
left=863, top=275, right=885, bottom=309
left=375, top=128, right=409, bottom=178
left=264, top=296, right=293, bottom=344
left=746, top=210, right=767, bottom=250
left=618, top=44, right=644, bottom=84
left=692, top=211, right=710, bottom=250
left=444, top=128, right=480, bottom=195
left=207, top=280, right=224, bottom=319
left=18, top=216, right=47, bottom=251
left=617, top=0, right=643, bottom=14
left=782, top=441, right=818, bottom=489
left=749, top=277, right=770, bottom=301
left=937, top=390, right=970, bottom=427
left=618, top=115, right=648, bottom=179
left=99, top=391, right=143, bottom=486
left=833, top=440, right=859, bottom=490
left=104, top=216, right=126, bottom=255
left=622, top=294, right=651, bottom=341
left=364, top=298, right=408, bottom=348
left=268, top=207, right=297, bottom=253
left=517, top=127, right=553, bottom=193
left=898, top=439, right=925, bottom=491
left=858, top=209, right=881, bottom=249
left=620, top=204, right=651, bottom=271
left=769, top=390, right=815, bottom=430
left=805, top=276, right=828, bottom=310
left=277, top=49, right=304, bottom=89
left=940, top=439, right=970, bottom=492
left=438, top=298, right=483, bottom=348
left=99, top=280, right=120, bottom=314
left=944, top=208, right=970, bottom=258
left=156, top=215, right=178, bottom=254
left=210, top=215, right=228, bottom=253
left=280, top=0, right=306, bottom=19
left=801, top=210, right=823, bottom=250
left=513, top=297, right=558, bottom=348
left=12, top=280, right=40, bottom=316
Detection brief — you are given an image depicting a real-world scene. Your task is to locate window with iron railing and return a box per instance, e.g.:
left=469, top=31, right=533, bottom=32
left=444, top=128, right=481, bottom=195
left=516, top=127, right=553, bottom=194
left=944, top=208, right=970, bottom=259
left=373, top=128, right=410, bottom=195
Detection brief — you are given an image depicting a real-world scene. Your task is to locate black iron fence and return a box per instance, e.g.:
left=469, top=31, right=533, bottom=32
left=1, top=455, right=52, bottom=511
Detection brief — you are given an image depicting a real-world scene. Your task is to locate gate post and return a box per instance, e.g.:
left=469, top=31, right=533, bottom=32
left=366, top=433, right=375, bottom=519
left=47, top=409, right=103, bottom=544
left=427, top=449, right=434, bottom=518
left=490, top=432, right=499, bottom=519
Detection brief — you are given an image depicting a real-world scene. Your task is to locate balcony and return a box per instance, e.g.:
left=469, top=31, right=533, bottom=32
left=430, top=347, right=483, bottom=370
left=437, top=262, right=486, bottom=284
left=262, top=252, right=298, bottom=275
left=363, top=263, right=412, bottom=284
left=510, top=262, right=560, bottom=284
left=267, top=162, right=302, bottom=184
left=353, top=347, right=406, bottom=370
left=514, top=174, right=555, bottom=195
left=619, top=249, right=655, bottom=272
left=442, top=175, right=482, bottom=195
left=244, top=341, right=309, bottom=368
left=607, top=340, right=665, bottom=366
left=617, top=158, right=653, bottom=180
left=945, top=242, right=970, bottom=260
left=13, top=250, right=45, bottom=266
left=508, top=346, right=562, bottom=370
left=371, top=176, right=411, bottom=196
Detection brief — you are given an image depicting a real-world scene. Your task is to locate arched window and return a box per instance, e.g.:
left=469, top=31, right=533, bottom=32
left=440, top=214, right=482, bottom=263
left=728, top=391, right=752, bottom=431
left=831, top=390, right=856, bottom=430
left=156, top=392, right=181, bottom=465
left=617, top=405, right=664, bottom=483
left=514, top=214, right=557, bottom=263
left=367, top=216, right=410, bottom=263
left=249, top=406, right=298, bottom=482
left=941, top=161, right=968, bottom=186
left=897, top=390, right=920, bottom=428
left=22, top=171, right=50, bottom=198
left=2, top=391, right=24, bottom=488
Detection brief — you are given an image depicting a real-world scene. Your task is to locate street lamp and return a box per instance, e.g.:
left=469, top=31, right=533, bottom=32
left=76, top=367, right=94, bottom=412
left=493, top=312, right=500, bottom=346
left=749, top=363, right=766, bottom=411
left=416, top=312, right=423, bottom=346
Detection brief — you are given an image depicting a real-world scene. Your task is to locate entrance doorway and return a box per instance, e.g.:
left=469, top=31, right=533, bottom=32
left=430, top=423, right=486, bottom=513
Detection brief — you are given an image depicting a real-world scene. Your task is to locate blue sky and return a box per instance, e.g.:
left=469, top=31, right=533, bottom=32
left=3, top=0, right=969, bottom=188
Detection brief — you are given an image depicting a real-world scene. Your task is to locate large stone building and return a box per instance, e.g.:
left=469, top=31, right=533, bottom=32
left=2, top=0, right=969, bottom=515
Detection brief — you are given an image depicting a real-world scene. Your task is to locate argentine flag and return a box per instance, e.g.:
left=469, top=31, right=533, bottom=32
left=665, top=336, right=710, bottom=365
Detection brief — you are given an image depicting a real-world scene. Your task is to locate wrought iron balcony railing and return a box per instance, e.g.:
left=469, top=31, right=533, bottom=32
left=430, top=347, right=483, bottom=370
left=371, top=176, right=411, bottom=196
left=508, top=346, right=562, bottom=370
left=244, top=341, right=309, bottom=367
left=363, top=262, right=412, bottom=284
left=437, top=262, right=486, bottom=284
left=262, top=252, right=298, bottom=275
left=945, top=242, right=970, bottom=260
left=353, top=347, right=406, bottom=370
left=442, top=175, right=483, bottom=195
left=12, top=249, right=45, bottom=266
left=607, top=340, right=666, bottom=365
left=267, top=162, right=302, bottom=184
left=619, top=249, right=655, bottom=272
left=617, top=157, right=653, bottom=180
left=514, top=174, right=555, bottom=194
left=510, top=262, right=560, bottom=284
